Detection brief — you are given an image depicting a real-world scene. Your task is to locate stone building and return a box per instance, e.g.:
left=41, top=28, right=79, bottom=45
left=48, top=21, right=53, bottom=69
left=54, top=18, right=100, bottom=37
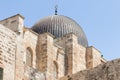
left=0, top=13, right=109, bottom=80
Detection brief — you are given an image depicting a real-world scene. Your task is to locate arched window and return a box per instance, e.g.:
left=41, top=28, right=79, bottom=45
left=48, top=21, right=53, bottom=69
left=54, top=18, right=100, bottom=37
left=53, top=61, right=58, bottom=79
left=26, top=47, right=32, bottom=66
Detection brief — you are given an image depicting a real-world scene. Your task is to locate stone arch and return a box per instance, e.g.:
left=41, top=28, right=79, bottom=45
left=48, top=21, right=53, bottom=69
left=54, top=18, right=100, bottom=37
left=53, top=61, right=58, bottom=78
left=26, top=47, right=33, bottom=67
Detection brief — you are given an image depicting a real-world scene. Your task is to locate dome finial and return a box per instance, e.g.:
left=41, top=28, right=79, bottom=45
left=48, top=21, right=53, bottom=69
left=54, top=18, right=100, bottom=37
left=55, top=5, right=58, bottom=15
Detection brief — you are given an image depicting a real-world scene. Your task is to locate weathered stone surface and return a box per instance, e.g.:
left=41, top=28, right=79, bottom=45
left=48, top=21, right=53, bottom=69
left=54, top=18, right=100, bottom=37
left=24, top=30, right=38, bottom=69
left=0, top=14, right=24, bottom=33
left=0, top=24, right=16, bottom=80
left=86, top=46, right=106, bottom=69
left=24, top=66, right=46, bottom=80
left=59, top=58, right=120, bottom=80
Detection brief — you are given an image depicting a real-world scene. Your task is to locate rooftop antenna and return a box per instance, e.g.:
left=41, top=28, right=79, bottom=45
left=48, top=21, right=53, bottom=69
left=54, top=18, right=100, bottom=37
left=55, top=5, right=58, bottom=15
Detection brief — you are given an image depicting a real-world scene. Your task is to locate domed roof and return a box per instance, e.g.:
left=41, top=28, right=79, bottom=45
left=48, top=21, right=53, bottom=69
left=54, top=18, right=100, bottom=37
left=32, top=15, right=88, bottom=47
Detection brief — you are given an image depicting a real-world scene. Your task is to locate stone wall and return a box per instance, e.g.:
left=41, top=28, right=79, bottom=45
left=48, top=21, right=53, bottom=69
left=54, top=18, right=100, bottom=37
left=59, top=58, right=120, bottom=80
left=24, top=30, right=38, bottom=68
left=56, top=48, right=65, bottom=78
left=0, top=24, right=16, bottom=80
left=24, top=66, right=46, bottom=80
left=72, top=42, right=86, bottom=74
left=92, top=47, right=102, bottom=67
left=35, top=33, right=66, bottom=80
left=0, top=14, right=24, bottom=34
left=86, top=46, right=106, bottom=69
left=36, top=33, right=54, bottom=80
left=0, top=24, right=107, bottom=80
left=65, top=33, right=86, bottom=74
left=55, top=33, right=86, bottom=75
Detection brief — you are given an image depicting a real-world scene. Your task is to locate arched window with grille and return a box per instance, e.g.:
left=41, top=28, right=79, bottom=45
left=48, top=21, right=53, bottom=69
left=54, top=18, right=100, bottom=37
left=26, top=47, right=32, bottom=67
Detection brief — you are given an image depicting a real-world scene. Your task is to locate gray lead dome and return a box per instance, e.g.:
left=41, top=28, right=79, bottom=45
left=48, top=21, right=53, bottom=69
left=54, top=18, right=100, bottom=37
left=32, top=15, right=88, bottom=47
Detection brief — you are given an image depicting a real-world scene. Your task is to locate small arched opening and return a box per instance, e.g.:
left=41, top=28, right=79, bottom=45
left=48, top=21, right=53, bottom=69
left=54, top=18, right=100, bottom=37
left=26, top=47, right=33, bottom=67
left=53, top=61, right=58, bottom=79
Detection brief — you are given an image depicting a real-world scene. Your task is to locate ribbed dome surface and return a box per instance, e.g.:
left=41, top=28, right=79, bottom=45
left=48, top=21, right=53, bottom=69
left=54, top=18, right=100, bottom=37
left=32, top=15, right=88, bottom=47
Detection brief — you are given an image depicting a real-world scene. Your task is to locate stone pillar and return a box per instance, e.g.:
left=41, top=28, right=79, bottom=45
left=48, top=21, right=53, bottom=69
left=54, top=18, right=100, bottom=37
left=86, top=46, right=102, bottom=69
left=36, top=33, right=55, bottom=80
left=86, top=47, right=93, bottom=69
left=15, top=35, right=25, bottom=80
left=64, top=33, right=78, bottom=75
left=14, top=14, right=25, bottom=80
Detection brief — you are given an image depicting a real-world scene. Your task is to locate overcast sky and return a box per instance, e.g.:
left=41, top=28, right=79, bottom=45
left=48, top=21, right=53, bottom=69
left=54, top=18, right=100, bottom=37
left=0, top=0, right=120, bottom=60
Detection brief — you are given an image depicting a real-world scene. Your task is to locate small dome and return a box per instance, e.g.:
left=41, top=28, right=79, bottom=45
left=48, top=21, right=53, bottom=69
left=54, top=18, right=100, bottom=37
left=32, top=15, right=88, bottom=47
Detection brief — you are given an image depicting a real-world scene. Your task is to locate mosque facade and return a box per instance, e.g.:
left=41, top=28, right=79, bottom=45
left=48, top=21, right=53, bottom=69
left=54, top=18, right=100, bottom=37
left=0, top=13, right=113, bottom=80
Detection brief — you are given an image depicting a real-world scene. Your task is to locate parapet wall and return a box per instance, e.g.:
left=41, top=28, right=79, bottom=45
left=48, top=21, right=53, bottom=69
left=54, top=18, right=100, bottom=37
left=59, top=58, right=120, bottom=80
left=0, top=14, right=24, bottom=34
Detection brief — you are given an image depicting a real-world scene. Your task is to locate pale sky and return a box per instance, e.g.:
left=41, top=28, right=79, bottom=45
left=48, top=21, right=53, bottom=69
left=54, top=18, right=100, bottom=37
left=0, top=0, right=120, bottom=60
